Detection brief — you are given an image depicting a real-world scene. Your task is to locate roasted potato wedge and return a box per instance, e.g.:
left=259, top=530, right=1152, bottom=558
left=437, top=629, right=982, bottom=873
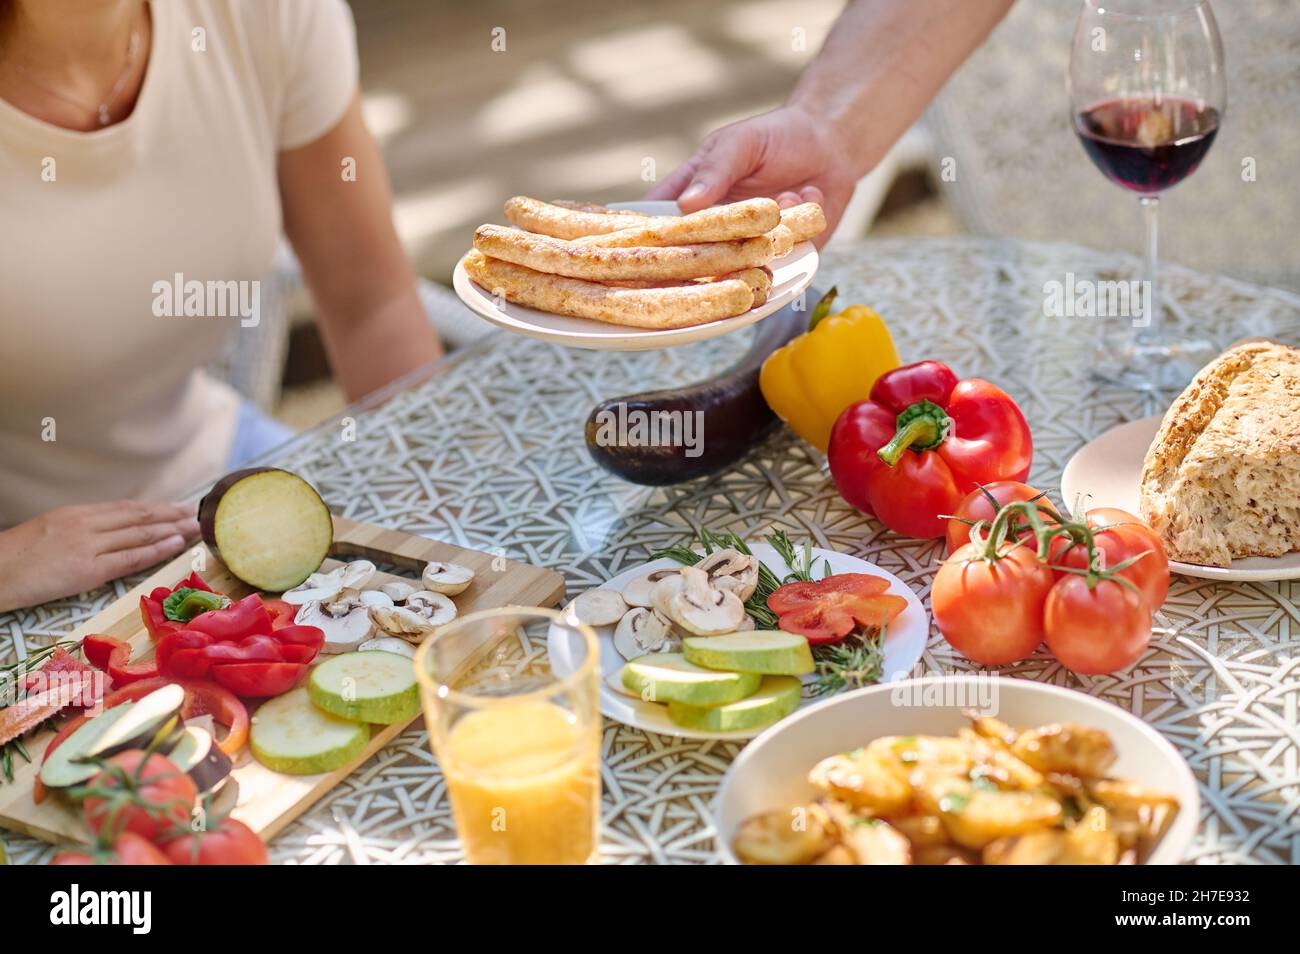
left=1011, top=723, right=1117, bottom=777
left=732, top=803, right=834, bottom=865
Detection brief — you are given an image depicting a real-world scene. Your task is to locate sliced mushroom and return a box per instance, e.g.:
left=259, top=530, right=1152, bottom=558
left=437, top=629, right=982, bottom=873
left=357, top=636, right=417, bottom=659
left=296, top=595, right=374, bottom=653
left=380, top=580, right=419, bottom=602
left=657, top=565, right=745, bottom=636
left=281, top=560, right=378, bottom=605
left=421, top=561, right=475, bottom=596
left=620, top=568, right=681, bottom=608
left=734, top=613, right=756, bottom=632
left=612, top=607, right=678, bottom=661
left=405, top=590, right=458, bottom=624
left=358, top=590, right=394, bottom=608
left=696, top=548, right=760, bottom=602
left=368, top=605, right=437, bottom=642
left=566, top=588, right=628, bottom=627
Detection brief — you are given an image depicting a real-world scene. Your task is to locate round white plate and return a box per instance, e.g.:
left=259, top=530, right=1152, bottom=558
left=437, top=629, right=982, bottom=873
left=714, top=676, right=1199, bottom=864
left=453, top=200, right=819, bottom=352
left=1060, top=416, right=1300, bottom=581
left=548, top=544, right=928, bottom=741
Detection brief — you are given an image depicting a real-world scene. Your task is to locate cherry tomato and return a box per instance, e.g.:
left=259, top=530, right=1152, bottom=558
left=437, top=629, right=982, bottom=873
left=161, top=817, right=268, bottom=865
left=944, top=481, right=1046, bottom=555
left=83, top=751, right=198, bottom=843
left=1048, top=508, right=1169, bottom=609
left=1044, top=575, right=1151, bottom=674
left=931, top=543, right=1055, bottom=665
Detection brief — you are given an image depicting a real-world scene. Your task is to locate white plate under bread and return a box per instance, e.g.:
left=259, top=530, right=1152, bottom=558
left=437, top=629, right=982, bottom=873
left=1061, top=416, right=1300, bottom=581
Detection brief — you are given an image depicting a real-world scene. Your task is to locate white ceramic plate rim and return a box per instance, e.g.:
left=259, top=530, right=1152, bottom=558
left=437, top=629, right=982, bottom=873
left=452, top=200, right=819, bottom=352
left=713, top=675, right=1201, bottom=865
left=548, top=544, right=929, bottom=741
left=1060, top=416, right=1300, bottom=581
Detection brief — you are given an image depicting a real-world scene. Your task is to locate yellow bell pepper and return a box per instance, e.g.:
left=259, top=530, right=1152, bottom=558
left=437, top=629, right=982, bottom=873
left=759, top=288, right=901, bottom=452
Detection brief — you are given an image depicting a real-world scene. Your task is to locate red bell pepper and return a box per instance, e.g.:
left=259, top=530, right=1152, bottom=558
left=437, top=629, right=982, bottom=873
left=185, top=593, right=272, bottom=642
left=767, top=574, right=909, bottom=645
left=827, top=360, right=1033, bottom=539
left=210, top=663, right=307, bottom=698
left=140, top=572, right=221, bottom=642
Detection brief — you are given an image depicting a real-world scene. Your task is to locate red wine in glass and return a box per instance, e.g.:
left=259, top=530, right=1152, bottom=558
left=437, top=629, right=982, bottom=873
left=1075, top=97, right=1220, bottom=194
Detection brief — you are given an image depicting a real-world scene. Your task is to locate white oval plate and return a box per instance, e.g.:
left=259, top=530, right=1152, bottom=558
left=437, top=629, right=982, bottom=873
left=548, top=544, right=928, bottom=741
left=1060, top=416, right=1300, bottom=581
left=714, top=675, right=1199, bottom=864
left=452, top=200, right=819, bottom=352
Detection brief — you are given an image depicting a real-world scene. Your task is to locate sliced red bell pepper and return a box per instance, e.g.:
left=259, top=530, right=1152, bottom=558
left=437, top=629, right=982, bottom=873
left=262, top=598, right=297, bottom=630
left=210, top=662, right=306, bottom=698
left=81, top=634, right=118, bottom=671
left=269, top=624, right=325, bottom=652
left=185, top=593, right=272, bottom=642
left=140, top=572, right=221, bottom=642
left=106, top=640, right=160, bottom=686
left=767, top=573, right=909, bottom=645
left=155, top=630, right=214, bottom=679
left=827, top=360, right=1033, bottom=540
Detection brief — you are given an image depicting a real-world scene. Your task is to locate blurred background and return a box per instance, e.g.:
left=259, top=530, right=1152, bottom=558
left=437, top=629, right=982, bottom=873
left=268, top=0, right=1299, bottom=427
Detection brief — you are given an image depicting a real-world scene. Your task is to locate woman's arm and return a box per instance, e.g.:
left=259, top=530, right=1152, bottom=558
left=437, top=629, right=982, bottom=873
left=277, top=95, right=443, bottom=402
left=649, top=0, right=1014, bottom=239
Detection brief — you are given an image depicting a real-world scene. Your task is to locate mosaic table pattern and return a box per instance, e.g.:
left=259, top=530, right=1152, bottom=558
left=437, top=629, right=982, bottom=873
left=5, top=239, right=1299, bottom=865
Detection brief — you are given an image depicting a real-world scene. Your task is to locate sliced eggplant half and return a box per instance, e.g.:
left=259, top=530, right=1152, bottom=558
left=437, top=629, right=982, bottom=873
left=38, top=703, right=137, bottom=789
left=165, top=725, right=233, bottom=792
left=85, top=684, right=186, bottom=760
left=198, top=467, right=333, bottom=592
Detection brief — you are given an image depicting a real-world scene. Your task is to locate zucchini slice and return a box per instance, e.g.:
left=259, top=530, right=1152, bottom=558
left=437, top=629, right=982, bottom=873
left=250, top=688, right=369, bottom=775
left=308, top=651, right=420, bottom=725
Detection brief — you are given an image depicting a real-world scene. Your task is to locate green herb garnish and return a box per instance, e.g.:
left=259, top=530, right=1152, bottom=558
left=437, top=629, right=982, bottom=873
left=809, top=627, right=885, bottom=697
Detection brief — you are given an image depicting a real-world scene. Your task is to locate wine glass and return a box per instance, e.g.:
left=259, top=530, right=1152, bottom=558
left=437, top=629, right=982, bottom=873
left=1068, top=0, right=1226, bottom=389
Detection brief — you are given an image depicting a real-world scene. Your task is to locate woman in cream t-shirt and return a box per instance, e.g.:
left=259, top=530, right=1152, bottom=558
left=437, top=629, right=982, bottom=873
left=0, top=0, right=442, bottom=610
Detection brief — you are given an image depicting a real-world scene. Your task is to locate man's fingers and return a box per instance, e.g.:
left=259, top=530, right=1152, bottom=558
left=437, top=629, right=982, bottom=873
left=671, top=132, right=756, bottom=213
left=776, top=191, right=803, bottom=208
left=99, top=533, right=189, bottom=581
left=88, top=501, right=195, bottom=532
left=97, top=517, right=200, bottom=556
left=799, top=185, right=826, bottom=206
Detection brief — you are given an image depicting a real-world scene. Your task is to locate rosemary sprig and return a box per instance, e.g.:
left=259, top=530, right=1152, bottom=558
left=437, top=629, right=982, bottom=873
left=808, top=626, right=885, bottom=697
left=653, top=529, right=784, bottom=628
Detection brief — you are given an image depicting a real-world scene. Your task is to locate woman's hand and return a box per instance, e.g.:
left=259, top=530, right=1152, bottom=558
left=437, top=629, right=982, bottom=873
left=0, top=501, right=198, bottom=613
left=646, top=105, right=856, bottom=245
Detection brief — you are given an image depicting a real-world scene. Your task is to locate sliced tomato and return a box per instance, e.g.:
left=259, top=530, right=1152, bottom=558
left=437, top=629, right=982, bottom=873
left=210, top=662, right=307, bottom=698
left=767, top=573, right=907, bottom=645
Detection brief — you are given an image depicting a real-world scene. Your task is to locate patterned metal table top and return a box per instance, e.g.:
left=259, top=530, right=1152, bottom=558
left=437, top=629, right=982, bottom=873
left=5, top=238, right=1299, bottom=865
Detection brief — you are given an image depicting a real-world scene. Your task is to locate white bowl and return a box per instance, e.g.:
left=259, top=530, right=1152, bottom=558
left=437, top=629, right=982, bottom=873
left=714, top=675, right=1199, bottom=865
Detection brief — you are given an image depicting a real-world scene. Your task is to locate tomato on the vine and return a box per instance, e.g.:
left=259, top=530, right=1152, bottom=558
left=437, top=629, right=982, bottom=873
left=161, top=817, right=268, bottom=865
left=51, top=832, right=173, bottom=866
left=944, top=481, right=1047, bottom=555
left=82, top=751, right=197, bottom=843
left=1044, top=575, right=1151, bottom=674
left=931, top=542, right=1055, bottom=665
left=1048, top=507, right=1169, bottom=609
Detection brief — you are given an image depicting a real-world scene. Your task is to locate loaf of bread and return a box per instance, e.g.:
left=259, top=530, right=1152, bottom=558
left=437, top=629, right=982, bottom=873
left=1140, top=340, right=1300, bottom=567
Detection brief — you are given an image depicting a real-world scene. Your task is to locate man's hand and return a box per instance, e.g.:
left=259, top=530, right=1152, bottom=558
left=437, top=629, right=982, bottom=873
left=0, top=501, right=198, bottom=613
left=647, top=105, right=857, bottom=246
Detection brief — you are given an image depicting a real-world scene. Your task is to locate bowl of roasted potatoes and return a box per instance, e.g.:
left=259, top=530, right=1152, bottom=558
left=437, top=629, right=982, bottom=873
left=716, top=676, right=1198, bottom=865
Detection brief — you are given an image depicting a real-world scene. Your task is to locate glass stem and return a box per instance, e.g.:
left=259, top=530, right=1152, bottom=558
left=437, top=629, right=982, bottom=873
left=1138, top=194, right=1159, bottom=338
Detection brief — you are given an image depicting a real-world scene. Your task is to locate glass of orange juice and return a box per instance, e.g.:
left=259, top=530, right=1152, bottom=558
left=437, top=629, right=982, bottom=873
left=413, top=606, right=601, bottom=864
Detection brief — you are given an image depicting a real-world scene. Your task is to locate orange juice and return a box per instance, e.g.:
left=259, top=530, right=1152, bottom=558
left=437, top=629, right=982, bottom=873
left=441, top=699, right=600, bottom=864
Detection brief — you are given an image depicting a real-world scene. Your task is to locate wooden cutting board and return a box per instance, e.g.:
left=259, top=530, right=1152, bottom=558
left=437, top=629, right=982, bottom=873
left=0, top=515, right=567, bottom=846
